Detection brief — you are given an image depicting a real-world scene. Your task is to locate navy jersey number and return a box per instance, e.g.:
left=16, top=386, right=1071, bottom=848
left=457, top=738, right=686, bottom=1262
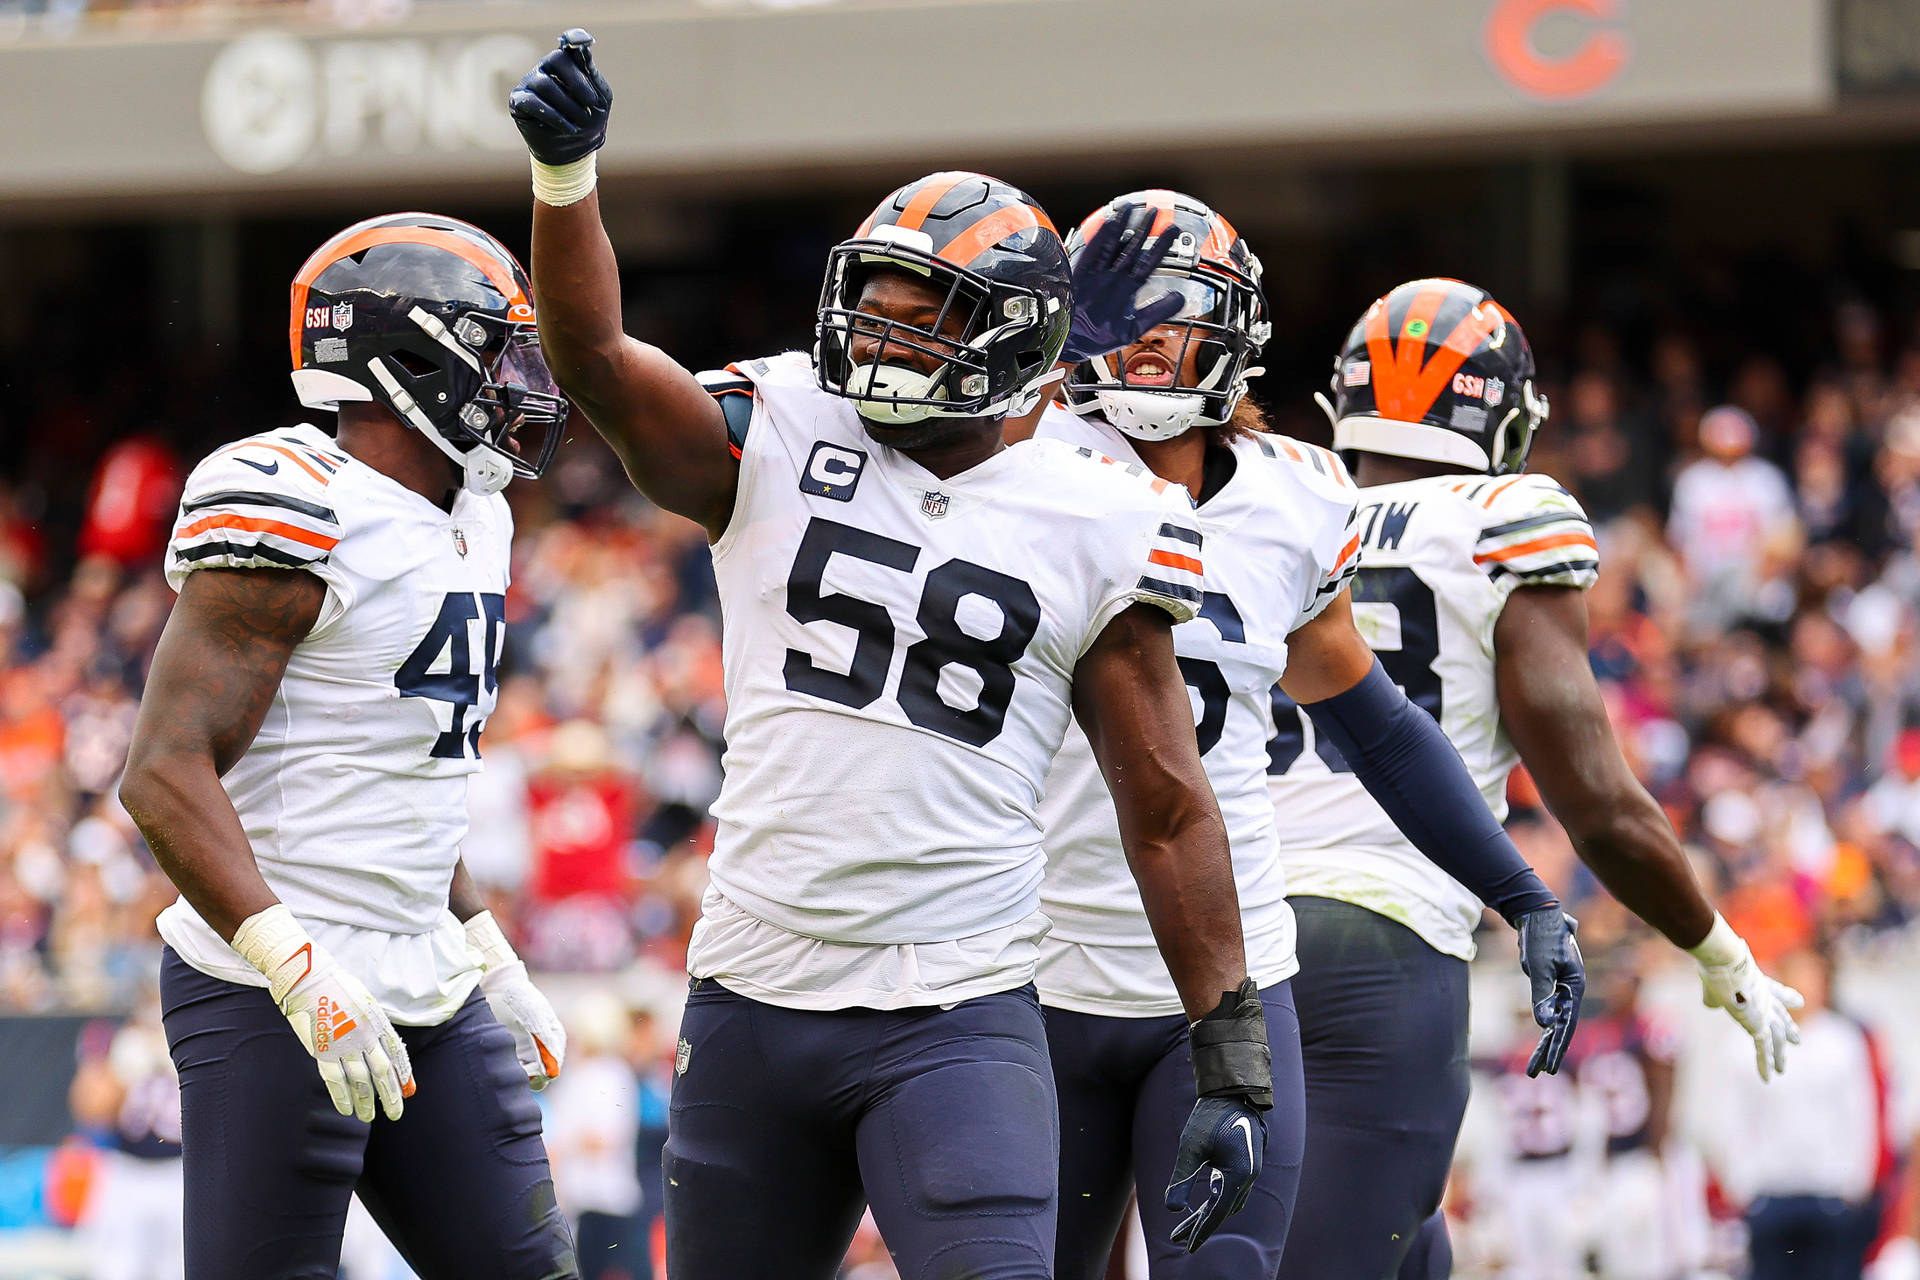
left=396, top=591, right=506, bottom=759
left=1265, top=566, right=1441, bottom=775
left=783, top=517, right=1041, bottom=746
left=1178, top=592, right=1245, bottom=756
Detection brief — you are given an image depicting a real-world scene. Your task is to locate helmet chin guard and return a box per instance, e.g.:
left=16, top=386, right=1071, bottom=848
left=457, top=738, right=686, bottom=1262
left=1080, top=386, right=1208, bottom=442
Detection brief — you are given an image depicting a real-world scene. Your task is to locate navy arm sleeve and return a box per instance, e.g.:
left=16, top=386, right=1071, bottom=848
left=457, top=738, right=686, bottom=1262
left=1304, top=660, right=1556, bottom=925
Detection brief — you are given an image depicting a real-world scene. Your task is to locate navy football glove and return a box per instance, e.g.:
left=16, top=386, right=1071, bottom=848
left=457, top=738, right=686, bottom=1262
left=509, top=30, right=613, bottom=167
left=1059, top=200, right=1187, bottom=366
left=1165, top=979, right=1272, bottom=1253
left=1515, top=907, right=1584, bottom=1076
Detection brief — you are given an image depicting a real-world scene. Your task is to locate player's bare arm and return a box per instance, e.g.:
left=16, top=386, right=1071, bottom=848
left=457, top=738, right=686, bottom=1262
left=512, top=33, right=738, bottom=538
left=1072, top=602, right=1245, bottom=1023
left=1495, top=583, right=1803, bottom=1077
left=120, top=566, right=324, bottom=942
left=1493, top=585, right=1712, bottom=946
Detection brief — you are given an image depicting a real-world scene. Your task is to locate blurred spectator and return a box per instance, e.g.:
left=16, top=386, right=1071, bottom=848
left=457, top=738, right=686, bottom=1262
left=544, top=991, right=645, bottom=1280
left=1697, top=946, right=1887, bottom=1280
left=70, top=1003, right=182, bottom=1280
left=1667, top=405, right=1802, bottom=635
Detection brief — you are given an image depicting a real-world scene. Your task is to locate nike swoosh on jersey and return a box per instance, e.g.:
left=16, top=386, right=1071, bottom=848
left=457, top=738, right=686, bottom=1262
left=1230, top=1114, right=1255, bottom=1166
left=236, top=457, right=280, bottom=475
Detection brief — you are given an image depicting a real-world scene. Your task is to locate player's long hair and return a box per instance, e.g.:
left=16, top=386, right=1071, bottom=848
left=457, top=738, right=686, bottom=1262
left=1216, top=391, right=1271, bottom=447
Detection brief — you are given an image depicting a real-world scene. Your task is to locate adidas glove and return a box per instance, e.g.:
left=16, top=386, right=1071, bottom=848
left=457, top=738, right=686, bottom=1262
left=466, top=911, right=566, bottom=1090
left=1690, top=913, right=1803, bottom=1081
left=233, top=905, right=414, bottom=1123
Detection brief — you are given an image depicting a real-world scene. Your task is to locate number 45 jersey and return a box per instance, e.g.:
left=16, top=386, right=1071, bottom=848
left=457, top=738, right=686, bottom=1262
left=1269, top=471, right=1598, bottom=961
left=154, top=424, right=509, bottom=1024
left=700, top=353, right=1203, bottom=984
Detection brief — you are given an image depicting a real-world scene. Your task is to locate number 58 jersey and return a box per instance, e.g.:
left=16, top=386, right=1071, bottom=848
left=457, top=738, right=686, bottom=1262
left=705, top=353, right=1203, bottom=951
left=154, top=424, right=510, bottom=1024
left=1269, top=471, right=1598, bottom=960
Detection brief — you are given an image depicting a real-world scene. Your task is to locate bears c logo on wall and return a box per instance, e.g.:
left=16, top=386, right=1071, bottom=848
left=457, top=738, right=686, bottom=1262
left=1483, top=0, right=1631, bottom=102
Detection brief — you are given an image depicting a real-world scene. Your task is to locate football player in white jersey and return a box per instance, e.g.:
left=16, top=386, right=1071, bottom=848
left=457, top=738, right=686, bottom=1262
left=119, top=214, right=578, bottom=1278
left=511, top=34, right=1274, bottom=1278
left=1013, top=194, right=1585, bottom=1280
left=1267, top=277, right=1804, bottom=1280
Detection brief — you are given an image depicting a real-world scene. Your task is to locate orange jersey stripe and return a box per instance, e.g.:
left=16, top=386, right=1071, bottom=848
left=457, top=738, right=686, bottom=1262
left=178, top=512, right=340, bottom=552
left=1148, top=549, right=1203, bottom=575
left=1331, top=532, right=1362, bottom=571
left=1278, top=439, right=1304, bottom=462
left=214, top=442, right=333, bottom=486
left=894, top=174, right=970, bottom=233
left=1473, top=531, right=1597, bottom=564
left=1481, top=476, right=1526, bottom=508
left=1311, top=445, right=1351, bottom=486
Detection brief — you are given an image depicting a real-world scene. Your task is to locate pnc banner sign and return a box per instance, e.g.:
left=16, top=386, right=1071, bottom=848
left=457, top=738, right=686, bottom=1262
left=1483, top=0, right=1632, bottom=101
left=201, top=31, right=539, bottom=174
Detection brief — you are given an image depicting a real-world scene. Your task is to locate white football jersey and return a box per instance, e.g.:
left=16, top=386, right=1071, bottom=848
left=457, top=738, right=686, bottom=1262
left=154, top=424, right=510, bottom=1024
left=1035, top=409, right=1361, bottom=1016
left=693, top=353, right=1204, bottom=1009
left=1270, top=471, right=1599, bottom=959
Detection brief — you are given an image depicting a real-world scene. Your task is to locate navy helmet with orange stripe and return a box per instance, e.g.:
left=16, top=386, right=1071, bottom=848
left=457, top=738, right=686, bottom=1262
left=1321, top=278, right=1548, bottom=476
left=816, top=172, right=1070, bottom=425
left=289, top=212, right=567, bottom=495
left=1062, top=190, right=1269, bottom=442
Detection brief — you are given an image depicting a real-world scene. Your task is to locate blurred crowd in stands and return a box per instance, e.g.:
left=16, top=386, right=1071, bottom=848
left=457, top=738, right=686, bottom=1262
left=4, top=216, right=1920, bottom=1275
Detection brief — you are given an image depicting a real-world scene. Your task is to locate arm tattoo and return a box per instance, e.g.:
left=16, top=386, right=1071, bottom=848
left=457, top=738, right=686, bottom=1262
left=158, top=568, right=326, bottom=775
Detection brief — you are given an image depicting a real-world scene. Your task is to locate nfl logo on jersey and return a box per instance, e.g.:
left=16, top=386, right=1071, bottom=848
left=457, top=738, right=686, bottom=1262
left=921, top=490, right=950, bottom=519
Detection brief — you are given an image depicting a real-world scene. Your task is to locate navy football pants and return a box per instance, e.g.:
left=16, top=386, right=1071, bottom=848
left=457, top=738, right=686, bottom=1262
left=663, top=978, right=1058, bottom=1280
left=1275, top=898, right=1471, bottom=1280
left=1045, top=982, right=1306, bottom=1280
left=160, top=948, right=577, bottom=1280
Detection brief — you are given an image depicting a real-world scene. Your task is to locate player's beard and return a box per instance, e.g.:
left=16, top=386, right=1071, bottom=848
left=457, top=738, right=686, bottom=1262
left=857, top=413, right=996, bottom=454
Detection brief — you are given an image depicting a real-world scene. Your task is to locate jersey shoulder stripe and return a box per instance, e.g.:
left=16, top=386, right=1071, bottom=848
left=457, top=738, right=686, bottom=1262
left=1135, top=502, right=1206, bottom=623
left=697, top=365, right=756, bottom=458
left=171, top=431, right=347, bottom=578
left=1472, top=472, right=1598, bottom=588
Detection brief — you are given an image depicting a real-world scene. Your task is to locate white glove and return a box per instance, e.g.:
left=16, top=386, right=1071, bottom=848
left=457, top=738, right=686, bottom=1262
left=466, top=911, right=566, bottom=1090
left=233, top=905, right=414, bottom=1122
left=1689, top=913, right=1804, bottom=1081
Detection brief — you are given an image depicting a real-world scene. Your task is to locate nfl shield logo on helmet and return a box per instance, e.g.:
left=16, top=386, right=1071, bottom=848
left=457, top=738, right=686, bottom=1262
left=331, top=303, right=353, bottom=332
left=921, top=490, right=950, bottom=520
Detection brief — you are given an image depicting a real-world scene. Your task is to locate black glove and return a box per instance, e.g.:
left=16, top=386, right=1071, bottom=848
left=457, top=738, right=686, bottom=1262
left=1515, top=907, right=1584, bottom=1076
left=1164, top=978, right=1271, bottom=1253
left=1059, top=201, right=1186, bottom=366
left=509, top=30, right=613, bottom=166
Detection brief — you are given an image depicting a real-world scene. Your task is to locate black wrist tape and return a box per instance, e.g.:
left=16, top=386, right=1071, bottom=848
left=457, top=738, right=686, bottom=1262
left=1189, top=977, right=1274, bottom=1110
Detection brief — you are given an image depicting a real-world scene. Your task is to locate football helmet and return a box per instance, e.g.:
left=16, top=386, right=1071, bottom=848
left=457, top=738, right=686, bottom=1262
left=289, top=213, right=567, bottom=495
left=815, top=172, right=1071, bottom=424
left=1063, top=191, right=1269, bottom=442
left=1321, top=278, right=1546, bottom=475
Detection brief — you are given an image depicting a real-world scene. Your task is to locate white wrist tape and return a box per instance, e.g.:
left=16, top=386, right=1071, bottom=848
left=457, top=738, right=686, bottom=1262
left=232, top=903, right=315, bottom=1003
left=464, top=910, right=519, bottom=971
left=531, top=154, right=598, bottom=207
left=1687, top=912, right=1745, bottom=968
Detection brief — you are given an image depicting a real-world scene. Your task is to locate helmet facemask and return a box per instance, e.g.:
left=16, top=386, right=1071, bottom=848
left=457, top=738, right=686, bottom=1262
left=816, top=242, right=1055, bottom=425
left=1064, top=266, right=1268, bottom=443
left=365, top=307, right=567, bottom=495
